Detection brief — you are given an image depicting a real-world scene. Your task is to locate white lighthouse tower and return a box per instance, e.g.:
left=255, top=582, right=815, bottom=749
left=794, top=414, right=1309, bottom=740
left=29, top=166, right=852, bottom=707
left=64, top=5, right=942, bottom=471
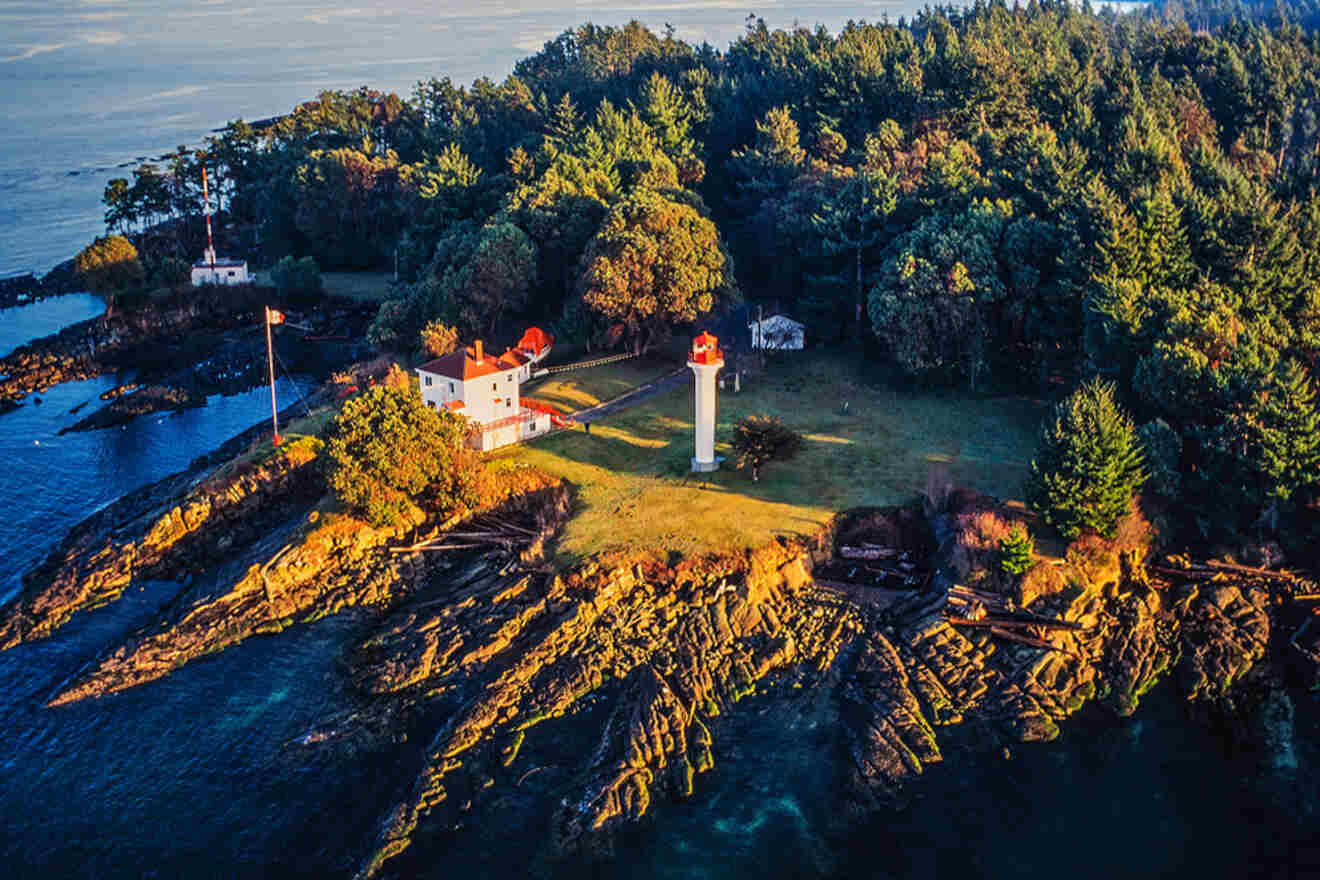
left=688, top=331, right=724, bottom=472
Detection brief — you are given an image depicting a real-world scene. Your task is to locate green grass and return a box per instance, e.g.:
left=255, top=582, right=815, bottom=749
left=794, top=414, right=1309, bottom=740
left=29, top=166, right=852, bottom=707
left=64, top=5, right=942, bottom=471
left=215, top=405, right=338, bottom=476
left=495, top=351, right=1045, bottom=563
left=320, top=272, right=396, bottom=302
left=520, top=355, right=682, bottom=414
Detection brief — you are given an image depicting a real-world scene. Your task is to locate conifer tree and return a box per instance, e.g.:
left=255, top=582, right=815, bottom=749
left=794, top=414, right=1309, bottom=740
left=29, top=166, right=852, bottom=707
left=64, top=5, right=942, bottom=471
left=1025, top=379, right=1146, bottom=538
left=1251, top=359, right=1320, bottom=506
left=810, top=170, right=897, bottom=339
left=999, top=526, right=1035, bottom=577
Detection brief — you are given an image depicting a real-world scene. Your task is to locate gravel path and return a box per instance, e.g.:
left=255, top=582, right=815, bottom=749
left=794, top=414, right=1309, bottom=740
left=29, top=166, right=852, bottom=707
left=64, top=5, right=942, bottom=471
left=571, top=368, right=688, bottom=425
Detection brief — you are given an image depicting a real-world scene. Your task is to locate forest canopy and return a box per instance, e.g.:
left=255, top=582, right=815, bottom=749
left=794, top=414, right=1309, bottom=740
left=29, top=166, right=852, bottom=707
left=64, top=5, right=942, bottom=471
left=103, top=2, right=1320, bottom=542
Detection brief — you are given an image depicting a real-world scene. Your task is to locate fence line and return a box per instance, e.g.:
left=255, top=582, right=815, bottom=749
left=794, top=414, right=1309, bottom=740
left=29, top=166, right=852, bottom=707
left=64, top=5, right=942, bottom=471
left=536, top=351, right=636, bottom=376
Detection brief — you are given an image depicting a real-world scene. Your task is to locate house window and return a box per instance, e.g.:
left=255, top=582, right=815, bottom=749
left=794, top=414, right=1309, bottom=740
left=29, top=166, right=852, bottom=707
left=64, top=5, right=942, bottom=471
left=448, top=382, right=454, bottom=393
left=427, top=401, right=435, bottom=409
left=507, top=374, right=513, bottom=382
left=492, top=382, right=497, bottom=392
left=424, top=376, right=432, bottom=387
left=506, top=397, right=512, bottom=408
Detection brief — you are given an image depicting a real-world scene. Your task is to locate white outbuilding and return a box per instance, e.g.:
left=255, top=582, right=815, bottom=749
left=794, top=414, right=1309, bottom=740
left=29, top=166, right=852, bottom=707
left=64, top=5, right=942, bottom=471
left=748, top=314, right=805, bottom=350
left=191, top=247, right=249, bottom=286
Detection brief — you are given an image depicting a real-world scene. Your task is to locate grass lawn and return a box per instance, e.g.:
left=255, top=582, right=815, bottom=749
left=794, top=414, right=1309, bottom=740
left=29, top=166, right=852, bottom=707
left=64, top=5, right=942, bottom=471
left=520, top=355, right=684, bottom=414
left=495, top=350, right=1046, bottom=563
left=320, top=272, right=396, bottom=302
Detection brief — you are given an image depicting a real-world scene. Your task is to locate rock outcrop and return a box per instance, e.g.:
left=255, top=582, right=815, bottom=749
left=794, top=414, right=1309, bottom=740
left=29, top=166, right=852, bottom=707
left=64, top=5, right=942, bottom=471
left=0, top=442, right=324, bottom=651
left=346, top=519, right=1297, bottom=878
left=41, top=474, right=572, bottom=706
left=5, top=451, right=1305, bottom=880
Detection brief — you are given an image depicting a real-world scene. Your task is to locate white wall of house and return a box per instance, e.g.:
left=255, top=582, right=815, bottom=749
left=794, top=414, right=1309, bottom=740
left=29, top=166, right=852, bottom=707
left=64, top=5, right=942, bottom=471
left=417, top=366, right=522, bottom=427
left=191, top=262, right=249, bottom=286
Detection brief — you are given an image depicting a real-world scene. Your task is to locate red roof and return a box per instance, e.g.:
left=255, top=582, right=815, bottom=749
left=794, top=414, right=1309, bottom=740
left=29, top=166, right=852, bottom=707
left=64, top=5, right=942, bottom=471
left=517, top=326, right=553, bottom=354
left=693, top=331, right=718, bottom=347
left=417, top=345, right=507, bottom=380
left=445, top=400, right=466, bottom=411
left=498, top=348, right=531, bottom=369
left=689, top=347, right=724, bottom=365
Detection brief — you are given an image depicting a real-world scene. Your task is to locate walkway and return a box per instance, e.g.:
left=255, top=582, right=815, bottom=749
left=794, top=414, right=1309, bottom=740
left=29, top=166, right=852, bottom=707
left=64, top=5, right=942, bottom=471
left=571, top=368, right=688, bottom=425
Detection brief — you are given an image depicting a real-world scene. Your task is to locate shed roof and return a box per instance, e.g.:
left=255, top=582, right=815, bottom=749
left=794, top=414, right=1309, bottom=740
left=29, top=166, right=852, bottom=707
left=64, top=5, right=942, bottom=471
left=749, top=314, right=804, bottom=329
left=517, top=326, right=553, bottom=354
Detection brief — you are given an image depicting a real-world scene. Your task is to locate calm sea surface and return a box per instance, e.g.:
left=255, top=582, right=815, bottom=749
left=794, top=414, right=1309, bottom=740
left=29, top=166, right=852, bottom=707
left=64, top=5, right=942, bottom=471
left=0, top=2, right=1314, bottom=878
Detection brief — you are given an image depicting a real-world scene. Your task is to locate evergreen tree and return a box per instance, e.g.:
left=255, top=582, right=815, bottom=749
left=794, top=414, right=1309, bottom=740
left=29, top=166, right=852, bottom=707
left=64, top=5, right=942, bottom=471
left=74, top=235, right=145, bottom=303
left=1025, top=379, right=1147, bottom=538
left=1250, top=359, right=1320, bottom=505
left=578, top=189, right=735, bottom=352
left=999, top=526, right=1036, bottom=577
left=809, top=169, right=897, bottom=339
left=731, top=415, right=803, bottom=481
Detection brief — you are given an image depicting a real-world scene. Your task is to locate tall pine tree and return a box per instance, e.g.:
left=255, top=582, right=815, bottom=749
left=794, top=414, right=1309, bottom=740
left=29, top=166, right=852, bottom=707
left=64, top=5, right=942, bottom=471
left=1025, top=379, right=1146, bottom=538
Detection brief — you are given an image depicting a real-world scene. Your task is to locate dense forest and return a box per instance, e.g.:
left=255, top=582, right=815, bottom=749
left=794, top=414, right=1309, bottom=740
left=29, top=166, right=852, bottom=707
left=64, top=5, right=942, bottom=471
left=101, top=0, right=1320, bottom=547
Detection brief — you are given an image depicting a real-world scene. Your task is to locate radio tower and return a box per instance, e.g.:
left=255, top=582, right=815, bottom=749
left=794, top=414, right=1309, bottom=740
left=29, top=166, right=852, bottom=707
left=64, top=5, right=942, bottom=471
left=201, top=165, right=216, bottom=274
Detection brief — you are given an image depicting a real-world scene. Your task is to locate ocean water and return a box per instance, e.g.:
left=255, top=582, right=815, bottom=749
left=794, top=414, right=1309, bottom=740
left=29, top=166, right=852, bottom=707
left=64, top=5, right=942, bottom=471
left=0, top=2, right=1314, bottom=878
left=0, top=0, right=917, bottom=279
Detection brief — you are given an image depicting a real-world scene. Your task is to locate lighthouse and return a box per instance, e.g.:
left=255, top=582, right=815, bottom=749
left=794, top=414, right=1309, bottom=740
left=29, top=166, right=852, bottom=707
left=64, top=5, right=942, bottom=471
left=687, top=331, right=724, bottom=472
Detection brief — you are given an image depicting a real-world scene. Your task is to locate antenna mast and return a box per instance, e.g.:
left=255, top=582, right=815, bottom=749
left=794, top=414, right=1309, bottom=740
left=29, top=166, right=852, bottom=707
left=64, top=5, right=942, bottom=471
left=202, top=165, right=215, bottom=274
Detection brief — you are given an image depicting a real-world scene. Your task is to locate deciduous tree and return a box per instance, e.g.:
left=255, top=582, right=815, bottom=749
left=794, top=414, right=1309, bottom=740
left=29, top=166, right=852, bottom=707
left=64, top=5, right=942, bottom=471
left=579, top=189, right=734, bottom=352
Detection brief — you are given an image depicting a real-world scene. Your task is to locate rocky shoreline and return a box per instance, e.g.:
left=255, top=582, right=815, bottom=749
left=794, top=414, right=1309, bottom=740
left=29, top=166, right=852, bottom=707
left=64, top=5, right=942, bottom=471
left=0, top=260, right=81, bottom=311
left=2, top=446, right=1315, bottom=878
left=0, top=288, right=375, bottom=427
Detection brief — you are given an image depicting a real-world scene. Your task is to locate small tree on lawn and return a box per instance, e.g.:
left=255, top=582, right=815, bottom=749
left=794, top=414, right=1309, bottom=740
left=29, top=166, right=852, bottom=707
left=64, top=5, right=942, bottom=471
left=1025, top=379, right=1145, bottom=538
left=999, top=525, right=1035, bottom=576
left=731, top=414, right=802, bottom=482
left=326, top=384, right=476, bottom=527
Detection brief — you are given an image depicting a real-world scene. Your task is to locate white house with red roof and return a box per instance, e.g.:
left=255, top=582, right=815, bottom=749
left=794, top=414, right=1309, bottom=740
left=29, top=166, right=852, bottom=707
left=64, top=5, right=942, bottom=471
left=415, top=329, right=554, bottom=451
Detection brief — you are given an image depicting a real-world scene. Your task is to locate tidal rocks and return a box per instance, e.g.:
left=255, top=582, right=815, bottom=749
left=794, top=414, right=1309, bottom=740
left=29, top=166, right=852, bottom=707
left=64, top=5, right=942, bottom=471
left=43, top=475, right=572, bottom=706
left=0, top=444, right=324, bottom=651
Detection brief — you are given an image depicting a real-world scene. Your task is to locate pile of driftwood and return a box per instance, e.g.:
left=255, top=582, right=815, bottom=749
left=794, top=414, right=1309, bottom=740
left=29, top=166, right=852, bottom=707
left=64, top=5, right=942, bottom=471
left=1151, top=555, right=1299, bottom=584
left=389, top=515, right=541, bottom=555
left=1153, top=555, right=1320, bottom=614
left=814, top=544, right=932, bottom=590
left=944, top=584, right=1085, bottom=658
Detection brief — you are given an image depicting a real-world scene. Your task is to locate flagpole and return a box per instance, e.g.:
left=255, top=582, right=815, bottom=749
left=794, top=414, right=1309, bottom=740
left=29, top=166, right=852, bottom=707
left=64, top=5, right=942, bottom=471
left=265, top=306, right=281, bottom=445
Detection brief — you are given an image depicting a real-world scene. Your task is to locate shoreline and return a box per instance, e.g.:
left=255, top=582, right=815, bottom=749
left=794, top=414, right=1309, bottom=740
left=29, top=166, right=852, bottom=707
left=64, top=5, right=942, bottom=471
left=2, top=411, right=1313, bottom=874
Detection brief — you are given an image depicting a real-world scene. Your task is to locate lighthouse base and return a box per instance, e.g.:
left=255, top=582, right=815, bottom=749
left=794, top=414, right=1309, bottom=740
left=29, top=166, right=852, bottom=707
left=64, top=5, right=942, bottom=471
left=691, top=456, right=721, bottom=473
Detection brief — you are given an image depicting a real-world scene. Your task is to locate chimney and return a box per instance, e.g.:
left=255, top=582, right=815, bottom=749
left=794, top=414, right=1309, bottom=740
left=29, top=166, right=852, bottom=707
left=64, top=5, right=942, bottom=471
left=473, top=340, right=483, bottom=362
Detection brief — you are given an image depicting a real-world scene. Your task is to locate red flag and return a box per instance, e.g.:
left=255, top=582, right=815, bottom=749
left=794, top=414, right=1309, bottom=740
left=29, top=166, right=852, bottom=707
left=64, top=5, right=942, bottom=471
left=267, top=308, right=285, bottom=325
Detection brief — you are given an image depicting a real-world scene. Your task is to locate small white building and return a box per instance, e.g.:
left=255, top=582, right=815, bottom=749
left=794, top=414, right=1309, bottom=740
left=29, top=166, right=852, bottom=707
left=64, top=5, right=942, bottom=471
left=191, top=247, right=249, bottom=286
left=415, top=329, right=554, bottom=452
left=749, top=314, right=805, bottom=350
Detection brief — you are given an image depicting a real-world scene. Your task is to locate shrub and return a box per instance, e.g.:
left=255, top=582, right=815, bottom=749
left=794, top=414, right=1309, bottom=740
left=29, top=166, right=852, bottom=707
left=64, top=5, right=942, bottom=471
left=325, top=384, right=476, bottom=527
left=730, top=415, right=803, bottom=481
left=999, top=525, right=1035, bottom=576
left=270, top=255, right=321, bottom=297
left=75, top=235, right=144, bottom=295
left=382, top=363, right=411, bottom=390
left=1025, top=379, right=1145, bottom=538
